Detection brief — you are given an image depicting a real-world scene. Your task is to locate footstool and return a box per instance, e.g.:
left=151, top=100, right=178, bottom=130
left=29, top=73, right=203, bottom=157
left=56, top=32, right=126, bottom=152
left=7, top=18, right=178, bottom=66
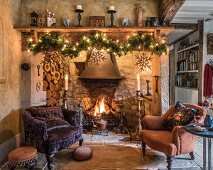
left=73, top=146, right=93, bottom=161
left=8, top=146, right=37, bottom=170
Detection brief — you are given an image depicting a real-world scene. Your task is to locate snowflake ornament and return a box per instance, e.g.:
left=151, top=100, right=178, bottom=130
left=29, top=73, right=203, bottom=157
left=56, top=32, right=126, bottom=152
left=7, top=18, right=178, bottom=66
left=135, top=52, right=152, bottom=71
left=87, top=48, right=106, bottom=65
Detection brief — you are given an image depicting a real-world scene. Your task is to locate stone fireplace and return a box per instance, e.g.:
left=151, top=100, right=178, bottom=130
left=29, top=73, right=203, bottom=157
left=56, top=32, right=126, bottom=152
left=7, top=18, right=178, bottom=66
left=20, top=30, right=170, bottom=134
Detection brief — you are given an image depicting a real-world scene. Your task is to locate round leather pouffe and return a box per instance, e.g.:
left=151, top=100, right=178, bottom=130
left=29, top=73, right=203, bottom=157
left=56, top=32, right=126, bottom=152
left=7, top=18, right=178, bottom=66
left=73, top=146, right=93, bottom=161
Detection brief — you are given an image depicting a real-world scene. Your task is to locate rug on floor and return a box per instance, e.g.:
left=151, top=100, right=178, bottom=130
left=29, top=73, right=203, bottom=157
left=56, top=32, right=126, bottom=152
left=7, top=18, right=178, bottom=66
left=53, top=144, right=147, bottom=170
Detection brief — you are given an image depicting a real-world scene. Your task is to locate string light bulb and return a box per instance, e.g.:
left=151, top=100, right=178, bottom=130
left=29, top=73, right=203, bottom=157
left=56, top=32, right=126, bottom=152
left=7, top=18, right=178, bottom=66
left=28, top=38, right=33, bottom=42
left=161, top=39, right=166, bottom=44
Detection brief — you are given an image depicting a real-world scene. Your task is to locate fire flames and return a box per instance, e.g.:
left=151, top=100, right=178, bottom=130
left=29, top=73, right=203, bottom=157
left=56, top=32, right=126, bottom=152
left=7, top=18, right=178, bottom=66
left=94, top=97, right=106, bottom=116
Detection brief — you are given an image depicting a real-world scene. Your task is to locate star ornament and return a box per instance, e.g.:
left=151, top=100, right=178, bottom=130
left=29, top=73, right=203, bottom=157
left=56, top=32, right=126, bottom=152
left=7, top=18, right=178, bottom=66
left=135, top=52, right=152, bottom=71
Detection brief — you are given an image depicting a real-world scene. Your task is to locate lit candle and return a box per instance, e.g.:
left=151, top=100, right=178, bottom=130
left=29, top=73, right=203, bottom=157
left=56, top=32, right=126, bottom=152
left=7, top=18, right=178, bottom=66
left=76, top=5, right=82, bottom=10
left=109, top=6, right=115, bottom=11
left=137, top=74, right=140, bottom=91
left=64, top=74, right=68, bottom=90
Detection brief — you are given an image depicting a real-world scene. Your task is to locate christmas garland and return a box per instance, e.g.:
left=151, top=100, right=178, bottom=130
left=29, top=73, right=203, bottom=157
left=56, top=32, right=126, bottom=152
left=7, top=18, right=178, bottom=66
left=28, top=32, right=167, bottom=57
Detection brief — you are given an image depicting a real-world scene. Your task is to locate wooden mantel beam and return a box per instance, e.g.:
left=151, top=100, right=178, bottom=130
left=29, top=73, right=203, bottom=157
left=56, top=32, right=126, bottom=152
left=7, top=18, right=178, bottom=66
left=159, top=0, right=185, bottom=25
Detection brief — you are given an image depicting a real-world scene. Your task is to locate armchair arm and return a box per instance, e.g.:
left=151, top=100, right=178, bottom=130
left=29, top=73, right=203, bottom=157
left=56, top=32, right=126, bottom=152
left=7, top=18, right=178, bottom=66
left=62, top=109, right=78, bottom=126
left=22, top=111, right=48, bottom=144
left=142, top=115, right=164, bottom=130
left=172, top=126, right=196, bottom=155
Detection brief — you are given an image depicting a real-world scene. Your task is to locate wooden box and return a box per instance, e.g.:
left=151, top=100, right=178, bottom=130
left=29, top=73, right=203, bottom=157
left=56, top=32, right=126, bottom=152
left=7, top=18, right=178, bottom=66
left=89, top=16, right=105, bottom=27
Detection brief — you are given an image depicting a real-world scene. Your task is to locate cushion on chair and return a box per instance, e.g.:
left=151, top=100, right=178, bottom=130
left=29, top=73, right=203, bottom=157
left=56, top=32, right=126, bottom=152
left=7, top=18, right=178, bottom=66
left=45, top=118, right=70, bottom=132
left=162, top=101, right=198, bottom=130
left=8, top=146, right=37, bottom=162
left=73, top=146, right=93, bottom=161
left=29, top=106, right=64, bottom=120
left=46, top=126, right=83, bottom=155
left=140, top=130, right=177, bottom=156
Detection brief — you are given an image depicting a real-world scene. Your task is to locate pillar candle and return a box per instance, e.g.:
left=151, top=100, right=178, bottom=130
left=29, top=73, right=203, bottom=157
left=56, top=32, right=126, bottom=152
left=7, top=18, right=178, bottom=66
left=64, top=74, right=68, bottom=90
left=137, top=74, right=140, bottom=91
left=77, top=5, right=82, bottom=10
left=109, top=6, right=115, bottom=11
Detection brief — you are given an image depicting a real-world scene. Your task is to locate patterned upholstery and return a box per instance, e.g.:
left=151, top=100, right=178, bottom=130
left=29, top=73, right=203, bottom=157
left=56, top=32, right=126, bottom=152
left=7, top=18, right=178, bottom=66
left=22, top=106, right=83, bottom=169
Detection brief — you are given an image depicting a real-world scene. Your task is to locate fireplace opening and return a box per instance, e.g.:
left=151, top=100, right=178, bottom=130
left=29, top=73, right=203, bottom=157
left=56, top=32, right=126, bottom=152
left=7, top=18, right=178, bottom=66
left=83, top=95, right=122, bottom=132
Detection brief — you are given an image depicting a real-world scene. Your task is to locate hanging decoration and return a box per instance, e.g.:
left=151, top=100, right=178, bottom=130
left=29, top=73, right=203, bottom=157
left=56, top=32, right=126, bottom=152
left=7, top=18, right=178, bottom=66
left=87, top=48, right=106, bottom=65
left=27, top=32, right=167, bottom=58
left=135, top=52, right=152, bottom=71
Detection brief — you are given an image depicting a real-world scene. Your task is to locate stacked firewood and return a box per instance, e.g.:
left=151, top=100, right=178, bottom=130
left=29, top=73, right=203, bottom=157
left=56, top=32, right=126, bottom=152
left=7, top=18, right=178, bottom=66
left=43, top=51, right=64, bottom=106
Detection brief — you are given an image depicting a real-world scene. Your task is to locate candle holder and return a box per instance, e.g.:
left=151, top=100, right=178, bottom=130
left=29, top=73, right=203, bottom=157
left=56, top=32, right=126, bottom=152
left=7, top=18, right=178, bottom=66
left=62, top=90, right=69, bottom=109
left=136, top=90, right=143, bottom=140
left=78, top=102, right=84, bottom=126
left=75, top=9, right=84, bottom=27
left=107, top=10, right=116, bottom=27
left=154, top=76, right=160, bottom=94
left=146, top=80, right=152, bottom=96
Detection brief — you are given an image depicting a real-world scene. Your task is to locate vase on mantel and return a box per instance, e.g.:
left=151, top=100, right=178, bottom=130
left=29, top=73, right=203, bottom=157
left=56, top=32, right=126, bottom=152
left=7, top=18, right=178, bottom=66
left=135, top=3, right=145, bottom=27
left=149, top=17, right=159, bottom=27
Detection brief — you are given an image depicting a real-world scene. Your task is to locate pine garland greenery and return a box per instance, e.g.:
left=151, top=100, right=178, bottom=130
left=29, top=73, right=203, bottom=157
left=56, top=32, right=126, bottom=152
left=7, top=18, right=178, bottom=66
left=28, top=32, right=167, bottom=57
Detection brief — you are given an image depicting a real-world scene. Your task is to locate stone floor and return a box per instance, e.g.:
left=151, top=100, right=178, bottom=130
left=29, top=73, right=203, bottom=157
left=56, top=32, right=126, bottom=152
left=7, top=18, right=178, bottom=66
left=1, top=132, right=213, bottom=170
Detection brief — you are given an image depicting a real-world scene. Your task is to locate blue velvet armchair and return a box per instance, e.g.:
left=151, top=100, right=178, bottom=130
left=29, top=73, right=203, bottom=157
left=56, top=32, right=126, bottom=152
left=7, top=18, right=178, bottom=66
left=22, top=106, right=83, bottom=169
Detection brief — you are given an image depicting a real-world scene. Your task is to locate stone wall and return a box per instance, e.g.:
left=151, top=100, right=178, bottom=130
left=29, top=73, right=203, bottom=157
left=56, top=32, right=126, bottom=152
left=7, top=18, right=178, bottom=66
left=0, top=0, right=22, bottom=162
left=18, top=0, right=158, bottom=27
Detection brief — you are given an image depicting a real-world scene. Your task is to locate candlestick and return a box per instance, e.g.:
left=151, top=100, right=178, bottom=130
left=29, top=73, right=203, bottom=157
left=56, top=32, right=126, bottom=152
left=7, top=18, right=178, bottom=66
left=146, top=80, right=151, bottom=96
left=137, top=74, right=140, bottom=91
left=64, top=74, right=68, bottom=90
left=107, top=9, right=116, bottom=27
left=75, top=8, right=84, bottom=27
left=136, top=90, right=142, bottom=140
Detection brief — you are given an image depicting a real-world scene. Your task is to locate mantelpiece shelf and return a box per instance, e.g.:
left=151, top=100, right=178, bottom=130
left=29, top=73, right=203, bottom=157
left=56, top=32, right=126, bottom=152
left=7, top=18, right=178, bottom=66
left=14, top=26, right=173, bottom=34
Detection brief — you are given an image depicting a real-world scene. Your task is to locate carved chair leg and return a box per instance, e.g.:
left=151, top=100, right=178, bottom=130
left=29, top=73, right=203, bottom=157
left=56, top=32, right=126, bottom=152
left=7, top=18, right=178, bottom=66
left=141, top=141, right=146, bottom=156
left=167, top=156, right=173, bottom=170
left=79, top=138, right=84, bottom=146
left=189, top=151, right=195, bottom=160
left=46, top=154, right=54, bottom=170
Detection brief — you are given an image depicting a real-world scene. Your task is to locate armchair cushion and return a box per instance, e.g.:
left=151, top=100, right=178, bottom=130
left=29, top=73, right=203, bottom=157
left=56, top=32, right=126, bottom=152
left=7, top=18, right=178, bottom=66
left=45, top=118, right=70, bottom=132
left=162, top=101, right=198, bottom=130
left=47, top=126, right=83, bottom=155
left=140, top=130, right=177, bottom=156
left=29, top=106, right=64, bottom=120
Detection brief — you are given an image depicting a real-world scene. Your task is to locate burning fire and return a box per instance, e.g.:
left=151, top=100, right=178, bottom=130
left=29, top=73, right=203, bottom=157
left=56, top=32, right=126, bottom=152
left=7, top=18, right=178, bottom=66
left=94, top=97, right=106, bottom=116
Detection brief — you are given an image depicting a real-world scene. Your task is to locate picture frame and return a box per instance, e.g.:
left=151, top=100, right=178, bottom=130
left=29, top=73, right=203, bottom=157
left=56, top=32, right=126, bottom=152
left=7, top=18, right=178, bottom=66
left=89, top=16, right=105, bottom=27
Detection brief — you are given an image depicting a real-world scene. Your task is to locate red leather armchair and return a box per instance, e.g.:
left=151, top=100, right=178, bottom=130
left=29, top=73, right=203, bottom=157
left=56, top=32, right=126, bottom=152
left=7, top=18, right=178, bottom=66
left=140, top=104, right=206, bottom=170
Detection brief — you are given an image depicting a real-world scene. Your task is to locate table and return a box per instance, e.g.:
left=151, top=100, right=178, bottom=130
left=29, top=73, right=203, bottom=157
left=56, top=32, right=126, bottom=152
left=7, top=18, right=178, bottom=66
left=186, top=125, right=213, bottom=170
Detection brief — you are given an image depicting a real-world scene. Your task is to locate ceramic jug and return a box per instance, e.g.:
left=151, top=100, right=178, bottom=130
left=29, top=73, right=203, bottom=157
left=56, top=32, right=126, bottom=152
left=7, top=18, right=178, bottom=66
left=204, top=114, right=213, bottom=127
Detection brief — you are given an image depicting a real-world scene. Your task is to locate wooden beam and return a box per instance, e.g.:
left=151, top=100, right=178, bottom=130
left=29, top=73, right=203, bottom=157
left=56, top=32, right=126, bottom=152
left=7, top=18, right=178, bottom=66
left=159, top=0, right=185, bottom=24
left=198, top=20, right=204, bottom=103
left=170, top=23, right=198, bottom=30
